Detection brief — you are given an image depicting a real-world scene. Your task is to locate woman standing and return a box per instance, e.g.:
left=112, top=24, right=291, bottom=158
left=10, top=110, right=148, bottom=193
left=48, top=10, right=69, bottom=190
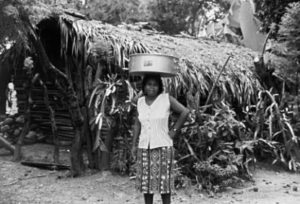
left=132, top=74, right=189, bottom=204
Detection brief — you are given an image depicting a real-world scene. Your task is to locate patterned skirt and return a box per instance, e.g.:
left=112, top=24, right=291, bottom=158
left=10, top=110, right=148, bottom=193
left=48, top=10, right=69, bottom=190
left=135, top=146, right=174, bottom=194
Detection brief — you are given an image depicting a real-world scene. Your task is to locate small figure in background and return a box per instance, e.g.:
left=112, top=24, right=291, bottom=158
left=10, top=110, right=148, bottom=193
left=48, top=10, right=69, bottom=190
left=6, top=82, right=18, bottom=116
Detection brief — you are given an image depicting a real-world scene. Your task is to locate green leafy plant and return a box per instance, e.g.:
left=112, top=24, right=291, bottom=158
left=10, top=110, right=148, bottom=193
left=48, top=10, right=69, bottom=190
left=110, top=103, right=136, bottom=174
left=176, top=101, right=254, bottom=191
left=89, top=73, right=138, bottom=172
left=254, top=0, right=299, bottom=36
left=148, top=0, right=230, bottom=35
left=278, top=2, right=300, bottom=63
left=245, top=90, right=300, bottom=171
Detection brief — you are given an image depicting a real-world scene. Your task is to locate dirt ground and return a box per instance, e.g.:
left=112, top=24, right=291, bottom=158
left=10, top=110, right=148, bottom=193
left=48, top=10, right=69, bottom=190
left=0, top=144, right=300, bottom=204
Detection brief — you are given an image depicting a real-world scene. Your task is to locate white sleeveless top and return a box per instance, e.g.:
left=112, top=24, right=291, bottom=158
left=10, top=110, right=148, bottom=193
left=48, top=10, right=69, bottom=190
left=137, top=93, right=172, bottom=149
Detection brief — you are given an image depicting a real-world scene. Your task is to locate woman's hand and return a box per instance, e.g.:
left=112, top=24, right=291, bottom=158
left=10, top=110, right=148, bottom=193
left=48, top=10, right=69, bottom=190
left=169, top=95, right=189, bottom=139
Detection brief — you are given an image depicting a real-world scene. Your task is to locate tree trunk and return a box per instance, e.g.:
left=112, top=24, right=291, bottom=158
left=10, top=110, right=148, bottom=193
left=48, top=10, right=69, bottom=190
left=50, top=107, right=59, bottom=163
left=13, top=116, right=30, bottom=161
left=35, top=77, right=60, bottom=164
left=100, top=130, right=113, bottom=170
left=100, top=119, right=117, bottom=170
left=95, top=147, right=102, bottom=170
left=13, top=76, right=32, bottom=161
left=66, top=54, right=85, bottom=176
left=83, top=65, right=95, bottom=168
left=71, top=128, right=84, bottom=176
left=82, top=105, right=95, bottom=168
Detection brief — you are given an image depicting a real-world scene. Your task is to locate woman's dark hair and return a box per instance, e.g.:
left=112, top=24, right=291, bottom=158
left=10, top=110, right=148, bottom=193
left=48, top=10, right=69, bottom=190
left=142, top=74, right=164, bottom=95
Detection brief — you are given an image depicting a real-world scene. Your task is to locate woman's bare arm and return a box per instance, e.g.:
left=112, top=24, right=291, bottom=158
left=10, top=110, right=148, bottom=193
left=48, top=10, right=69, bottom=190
left=132, top=116, right=141, bottom=147
left=169, top=95, right=189, bottom=138
left=131, top=113, right=141, bottom=159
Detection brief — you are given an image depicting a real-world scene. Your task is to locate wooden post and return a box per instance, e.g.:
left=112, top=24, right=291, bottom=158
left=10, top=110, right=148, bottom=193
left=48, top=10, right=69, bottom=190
left=205, top=55, right=232, bottom=106
left=0, top=134, right=15, bottom=154
left=83, top=106, right=95, bottom=168
left=71, top=128, right=84, bottom=176
left=66, top=55, right=85, bottom=176
left=100, top=118, right=118, bottom=170
left=40, top=78, right=59, bottom=163
left=100, top=126, right=113, bottom=170
left=32, top=75, right=60, bottom=164
left=13, top=75, right=32, bottom=161
left=50, top=107, right=59, bottom=163
left=13, top=115, right=30, bottom=161
left=93, top=129, right=102, bottom=170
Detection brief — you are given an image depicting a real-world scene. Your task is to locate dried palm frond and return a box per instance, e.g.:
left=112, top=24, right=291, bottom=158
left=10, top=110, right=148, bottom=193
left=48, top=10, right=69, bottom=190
left=55, top=15, right=264, bottom=107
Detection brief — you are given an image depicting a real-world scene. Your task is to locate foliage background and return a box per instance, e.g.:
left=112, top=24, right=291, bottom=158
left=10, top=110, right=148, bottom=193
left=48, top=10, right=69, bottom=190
left=253, top=0, right=299, bottom=37
left=278, top=2, right=300, bottom=63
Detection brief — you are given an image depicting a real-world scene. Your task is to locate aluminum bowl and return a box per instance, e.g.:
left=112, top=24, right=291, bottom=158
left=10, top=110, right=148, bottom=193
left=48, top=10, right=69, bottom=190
left=128, top=53, right=179, bottom=77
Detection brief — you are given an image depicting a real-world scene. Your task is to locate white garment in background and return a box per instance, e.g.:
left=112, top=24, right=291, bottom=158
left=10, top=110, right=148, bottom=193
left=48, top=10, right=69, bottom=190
left=137, top=93, right=172, bottom=149
left=239, top=0, right=266, bottom=52
left=5, top=82, right=18, bottom=116
left=225, top=0, right=266, bottom=52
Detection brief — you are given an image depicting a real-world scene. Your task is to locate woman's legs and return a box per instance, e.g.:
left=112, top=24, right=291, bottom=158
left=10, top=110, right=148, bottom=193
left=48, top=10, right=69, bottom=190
left=144, top=193, right=154, bottom=204
left=161, top=193, right=171, bottom=204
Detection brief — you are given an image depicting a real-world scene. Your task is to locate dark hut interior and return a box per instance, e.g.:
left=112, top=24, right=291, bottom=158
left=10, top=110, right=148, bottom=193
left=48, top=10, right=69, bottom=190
left=37, top=17, right=64, bottom=70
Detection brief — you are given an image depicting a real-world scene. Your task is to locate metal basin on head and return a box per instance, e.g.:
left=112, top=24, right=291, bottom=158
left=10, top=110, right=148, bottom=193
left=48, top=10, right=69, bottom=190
left=128, top=53, right=179, bottom=77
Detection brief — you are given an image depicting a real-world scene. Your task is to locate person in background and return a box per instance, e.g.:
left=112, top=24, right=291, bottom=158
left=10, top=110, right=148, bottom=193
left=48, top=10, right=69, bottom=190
left=5, top=82, right=18, bottom=116
left=131, top=74, right=189, bottom=204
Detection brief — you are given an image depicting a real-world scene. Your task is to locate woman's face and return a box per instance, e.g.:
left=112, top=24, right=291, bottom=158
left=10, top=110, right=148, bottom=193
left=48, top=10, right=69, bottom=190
left=8, top=83, right=14, bottom=90
left=144, top=79, right=159, bottom=97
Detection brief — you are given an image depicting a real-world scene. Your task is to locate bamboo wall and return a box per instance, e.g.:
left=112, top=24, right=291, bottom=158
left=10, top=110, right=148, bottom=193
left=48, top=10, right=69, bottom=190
left=15, top=74, right=75, bottom=144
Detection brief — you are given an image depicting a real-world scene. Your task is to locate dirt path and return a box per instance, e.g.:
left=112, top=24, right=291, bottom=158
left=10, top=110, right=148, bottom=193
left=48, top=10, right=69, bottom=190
left=1, top=144, right=300, bottom=204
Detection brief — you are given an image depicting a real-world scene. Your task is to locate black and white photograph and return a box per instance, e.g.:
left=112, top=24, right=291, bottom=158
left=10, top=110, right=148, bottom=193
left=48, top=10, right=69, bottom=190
left=0, top=0, right=300, bottom=203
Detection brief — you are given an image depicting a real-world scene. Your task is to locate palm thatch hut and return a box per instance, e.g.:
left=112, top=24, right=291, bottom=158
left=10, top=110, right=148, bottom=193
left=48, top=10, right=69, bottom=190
left=2, top=2, right=288, bottom=175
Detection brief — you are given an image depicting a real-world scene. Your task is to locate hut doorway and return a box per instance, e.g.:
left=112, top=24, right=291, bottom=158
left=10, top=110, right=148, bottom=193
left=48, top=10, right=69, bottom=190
left=37, top=17, right=64, bottom=70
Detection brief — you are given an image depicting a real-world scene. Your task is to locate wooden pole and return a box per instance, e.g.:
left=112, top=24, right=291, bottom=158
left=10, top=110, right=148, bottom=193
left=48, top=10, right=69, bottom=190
left=13, top=75, right=32, bottom=161
left=34, top=76, right=59, bottom=164
left=83, top=105, right=95, bottom=168
left=66, top=55, right=85, bottom=176
left=261, top=30, right=272, bottom=58
left=13, top=117, right=30, bottom=161
left=204, top=55, right=233, bottom=106
left=0, top=134, right=15, bottom=154
left=100, top=119, right=116, bottom=170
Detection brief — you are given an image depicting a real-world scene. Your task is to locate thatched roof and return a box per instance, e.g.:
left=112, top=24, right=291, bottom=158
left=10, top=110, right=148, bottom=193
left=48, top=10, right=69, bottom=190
left=2, top=3, right=285, bottom=107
